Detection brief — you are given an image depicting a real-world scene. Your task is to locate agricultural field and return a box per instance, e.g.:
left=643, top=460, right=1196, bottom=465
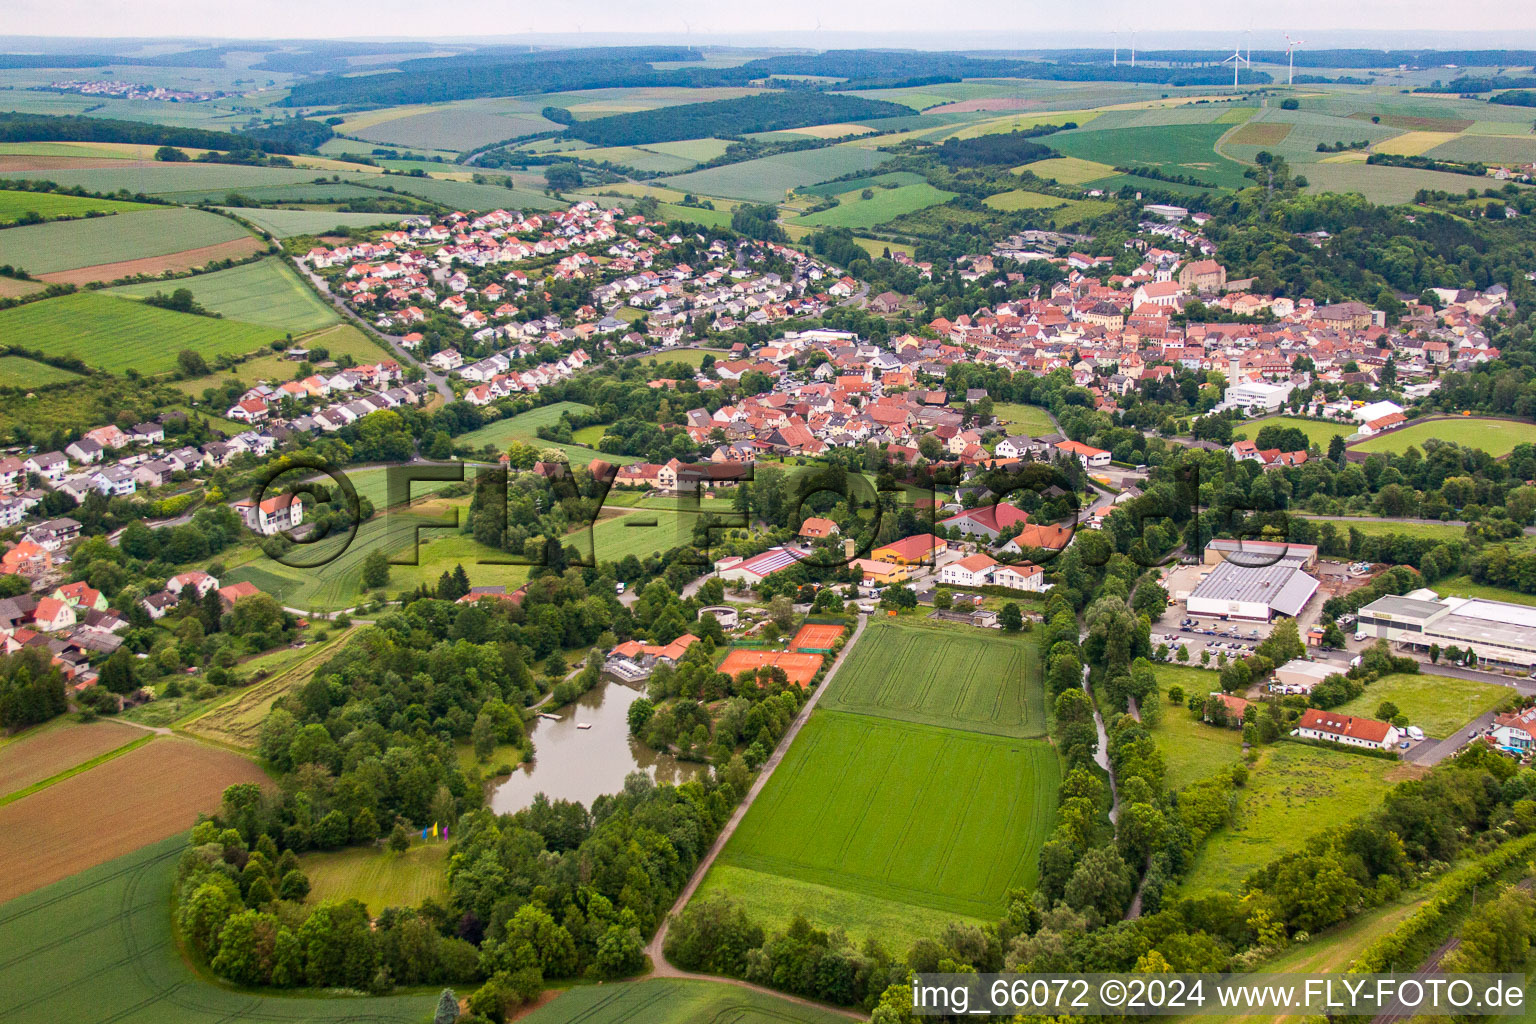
left=796, top=170, right=927, bottom=198
left=1424, top=134, right=1536, bottom=166
left=348, top=107, right=561, bottom=151
left=173, top=322, right=387, bottom=394
left=0, top=188, right=155, bottom=225
left=1333, top=672, right=1510, bottom=737
left=820, top=618, right=1047, bottom=738
left=652, top=201, right=731, bottom=229
left=522, top=979, right=853, bottom=1024
left=1021, top=155, right=1118, bottom=184
left=182, top=628, right=358, bottom=749
left=989, top=402, right=1058, bottom=435
left=0, top=354, right=82, bottom=387
left=1352, top=417, right=1536, bottom=457
left=698, top=709, right=1059, bottom=945
left=299, top=841, right=449, bottom=915
left=793, top=182, right=957, bottom=229
left=1299, top=161, right=1510, bottom=205
left=0, top=737, right=268, bottom=903
left=169, top=181, right=387, bottom=206
left=108, top=257, right=339, bottom=334
left=367, top=174, right=564, bottom=212
left=1178, top=742, right=1403, bottom=895
left=0, top=292, right=283, bottom=374
left=1149, top=666, right=1243, bottom=790
left=0, top=838, right=434, bottom=1024
left=0, top=719, right=144, bottom=800
left=1045, top=122, right=1253, bottom=190
left=570, top=145, right=699, bottom=174
left=1235, top=414, right=1355, bottom=449
left=588, top=508, right=710, bottom=564
left=0, top=206, right=254, bottom=276
left=660, top=146, right=889, bottom=203
left=0, top=161, right=372, bottom=197
left=455, top=401, right=639, bottom=467
left=1434, top=576, right=1536, bottom=608
left=982, top=188, right=1073, bottom=211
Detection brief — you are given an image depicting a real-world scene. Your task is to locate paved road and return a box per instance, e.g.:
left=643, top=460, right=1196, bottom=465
left=643, top=614, right=869, bottom=1006
left=291, top=258, right=455, bottom=402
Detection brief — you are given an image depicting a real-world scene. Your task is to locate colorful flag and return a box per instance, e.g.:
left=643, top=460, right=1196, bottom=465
left=421, top=826, right=428, bottom=840
left=432, top=821, right=439, bottom=838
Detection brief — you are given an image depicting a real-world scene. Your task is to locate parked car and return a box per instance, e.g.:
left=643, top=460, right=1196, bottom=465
left=1407, top=726, right=1425, bottom=741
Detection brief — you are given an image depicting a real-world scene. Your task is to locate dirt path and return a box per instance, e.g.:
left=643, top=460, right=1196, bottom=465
left=642, top=614, right=869, bottom=1016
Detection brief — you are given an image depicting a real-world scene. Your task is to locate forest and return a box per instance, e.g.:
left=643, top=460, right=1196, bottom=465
left=0, top=112, right=325, bottom=154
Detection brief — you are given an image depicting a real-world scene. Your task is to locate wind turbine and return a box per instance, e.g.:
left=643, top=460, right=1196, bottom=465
left=1285, top=34, right=1307, bottom=85
left=1222, top=46, right=1251, bottom=88
left=1113, top=31, right=1119, bottom=68
left=1130, top=30, right=1136, bottom=68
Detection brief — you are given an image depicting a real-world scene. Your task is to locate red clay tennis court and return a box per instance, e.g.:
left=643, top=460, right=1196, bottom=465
left=790, top=623, right=846, bottom=652
left=718, top=649, right=825, bottom=687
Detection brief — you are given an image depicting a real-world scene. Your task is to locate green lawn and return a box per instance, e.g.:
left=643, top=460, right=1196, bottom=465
left=0, top=189, right=156, bottom=226
left=794, top=182, right=958, bottom=229
left=701, top=710, right=1059, bottom=941
left=1434, top=576, right=1536, bottom=608
left=1334, top=672, right=1510, bottom=737
left=1353, top=417, right=1536, bottom=458
left=642, top=346, right=723, bottom=368
left=0, top=355, right=82, bottom=388
left=820, top=617, right=1047, bottom=738
left=1236, top=414, right=1355, bottom=449
left=299, top=841, right=449, bottom=916
left=0, top=292, right=283, bottom=374
left=989, top=402, right=1057, bottom=435
left=1311, top=518, right=1470, bottom=543
left=0, top=206, right=252, bottom=274
left=1179, top=742, right=1401, bottom=894
left=0, top=838, right=433, bottom=1024
left=522, top=979, right=853, bottom=1024
left=456, top=401, right=638, bottom=468
left=1150, top=666, right=1243, bottom=791
left=587, top=508, right=707, bottom=564
left=108, top=257, right=339, bottom=334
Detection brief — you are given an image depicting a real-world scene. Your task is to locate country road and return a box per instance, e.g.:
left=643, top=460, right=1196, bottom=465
left=640, top=614, right=869, bottom=1017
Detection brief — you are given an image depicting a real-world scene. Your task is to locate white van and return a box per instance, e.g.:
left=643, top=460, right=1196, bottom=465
left=615, top=581, right=626, bottom=595
left=1354, top=631, right=1367, bottom=642
left=1406, top=726, right=1425, bottom=742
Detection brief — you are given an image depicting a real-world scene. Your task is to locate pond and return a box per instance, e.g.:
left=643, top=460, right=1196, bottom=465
left=488, top=680, right=705, bottom=814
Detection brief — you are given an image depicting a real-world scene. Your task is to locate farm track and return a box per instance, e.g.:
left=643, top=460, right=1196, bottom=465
left=643, top=615, right=868, bottom=1018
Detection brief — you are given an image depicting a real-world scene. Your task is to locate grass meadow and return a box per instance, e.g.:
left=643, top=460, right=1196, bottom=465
left=821, top=617, right=1047, bottom=737
left=523, top=979, right=852, bottom=1024
left=183, top=628, right=359, bottom=749
left=108, top=257, right=339, bottom=334
left=299, top=842, right=449, bottom=915
left=1434, top=575, right=1536, bottom=608
left=0, top=292, right=282, bottom=374
left=989, top=402, right=1058, bottom=435
left=0, top=355, right=82, bottom=387
left=1150, top=666, right=1244, bottom=791
left=793, top=182, right=957, bottom=229
left=660, top=146, right=888, bottom=203
left=456, top=401, right=639, bottom=467
left=0, top=838, right=434, bottom=1024
left=0, top=189, right=155, bottom=225
left=1178, top=742, right=1403, bottom=894
left=1352, top=417, right=1536, bottom=458
left=0, top=206, right=250, bottom=274
left=1334, top=672, right=1510, bottom=737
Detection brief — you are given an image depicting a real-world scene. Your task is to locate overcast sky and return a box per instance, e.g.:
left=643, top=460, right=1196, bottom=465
left=5, top=1, right=1535, bottom=46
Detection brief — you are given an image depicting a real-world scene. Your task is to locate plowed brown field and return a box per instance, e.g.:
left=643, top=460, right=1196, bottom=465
left=0, top=720, right=142, bottom=797
left=35, top=235, right=266, bottom=285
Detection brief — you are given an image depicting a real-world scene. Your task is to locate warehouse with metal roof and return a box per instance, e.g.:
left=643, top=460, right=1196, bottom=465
left=1185, top=556, right=1320, bottom=621
left=1357, top=590, right=1536, bottom=668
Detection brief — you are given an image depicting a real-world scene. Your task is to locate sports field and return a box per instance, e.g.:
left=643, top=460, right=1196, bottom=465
left=821, top=618, right=1047, bottom=737
left=1236, top=414, right=1354, bottom=449
left=1333, top=672, right=1508, bottom=738
left=0, top=188, right=155, bottom=225
left=0, top=292, right=282, bottom=374
left=0, top=838, right=433, bottom=1024
left=0, top=206, right=251, bottom=275
left=791, top=622, right=846, bottom=651
left=700, top=710, right=1059, bottom=943
left=1352, top=417, right=1536, bottom=458
left=1178, top=742, right=1403, bottom=894
left=718, top=649, right=824, bottom=687
left=299, top=841, right=449, bottom=915
left=522, top=979, right=852, bottom=1024
left=108, top=257, right=339, bottom=334
left=0, top=737, right=268, bottom=903
left=0, top=354, right=82, bottom=387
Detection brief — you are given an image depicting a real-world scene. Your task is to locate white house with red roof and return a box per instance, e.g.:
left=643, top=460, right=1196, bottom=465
left=1295, top=707, right=1400, bottom=751
left=232, top=493, right=304, bottom=536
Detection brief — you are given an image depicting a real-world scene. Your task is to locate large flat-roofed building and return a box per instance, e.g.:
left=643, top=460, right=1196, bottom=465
left=1356, top=590, right=1536, bottom=668
left=1186, top=556, right=1320, bottom=621
left=1203, top=538, right=1319, bottom=570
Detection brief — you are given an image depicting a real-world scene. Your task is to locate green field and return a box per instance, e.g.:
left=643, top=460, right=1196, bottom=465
left=700, top=710, right=1059, bottom=943
left=1149, top=666, right=1244, bottom=791
left=642, top=346, right=722, bottom=368
left=1179, top=742, right=1401, bottom=894
left=0, top=292, right=282, bottom=374
left=661, top=146, right=889, bottom=203
left=1334, top=672, right=1510, bottom=737
left=455, top=401, right=639, bottom=467
left=0, top=837, right=433, bottom=1024
left=821, top=618, right=1046, bottom=737
left=0, top=206, right=253, bottom=274
left=1300, top=161, right=1515, bottom=205
left=1435, top=576, right=1536, bottom=608
left=588, top=508, right=711, bottom=563
left=368, top=174, right=564, bottom=212
left=0, top=355, right=83, bottom=388
left=653, top=202, right=732, bottom=228
left=220, top=206, right=412, bottom=237
left=1236, top=414, right=1354, bottom=449
left=1045, top=122, right=1253, bottom=190
left=0, top=189, right=155, bottom=226
left=794, top=182, right=958, bottom=229
left=108, top=257, right=338, bottom=334
left=300, top=842, right=449, bottom=915
left=1352, top=417, right=1536, bottom=458
left=796, top=170, right=927, bottom=197
left=1308, top=517, right=1470, bottom=543
left=522, top=978, right=853, bottom=1024
left=989, top=402, right=1058, bottom=435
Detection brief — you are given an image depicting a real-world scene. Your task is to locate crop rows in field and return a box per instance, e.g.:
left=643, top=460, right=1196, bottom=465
left=522, top=978, right=850, bottom=1024
left=660, top=145, right=888, bottom=203
left=822, top=619, right=1046, bottom=737
left=0, top=206, right=250, bottom=275
left=0, top=355, right=82, bottom=387
left=107, top=257, right=339, bottom=334
left=184, top=629, right=357, bottom=749
left=0, top=189, right=155, bottom=225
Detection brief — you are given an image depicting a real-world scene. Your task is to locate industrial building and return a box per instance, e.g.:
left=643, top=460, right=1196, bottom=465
left=1185, top=556, right=1320, bottom=621
left=1356, top=589, right=1536, bottom=669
